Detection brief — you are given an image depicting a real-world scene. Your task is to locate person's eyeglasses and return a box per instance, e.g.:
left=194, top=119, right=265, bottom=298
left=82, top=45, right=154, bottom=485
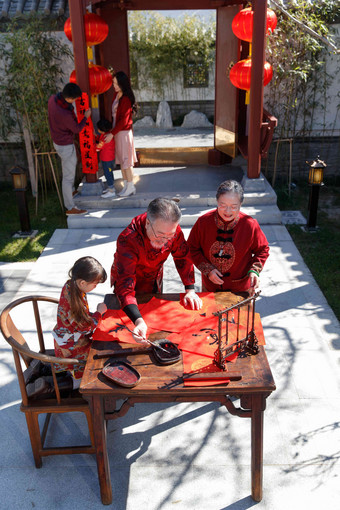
left=217, top=204, right=240, bottom=212
left=148, top=220, right=177, bottom=241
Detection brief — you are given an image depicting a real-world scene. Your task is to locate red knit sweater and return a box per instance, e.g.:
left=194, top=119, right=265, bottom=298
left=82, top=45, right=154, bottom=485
left=48, top=95, right=87, bottom=146
left=96, top=133, right=115, bottom=161
left=111, top=93, right=133, bottom=135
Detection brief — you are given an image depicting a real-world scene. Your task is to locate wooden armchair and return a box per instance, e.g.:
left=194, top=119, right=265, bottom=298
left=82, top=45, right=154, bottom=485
left=0, top=295, right=95, bottom=468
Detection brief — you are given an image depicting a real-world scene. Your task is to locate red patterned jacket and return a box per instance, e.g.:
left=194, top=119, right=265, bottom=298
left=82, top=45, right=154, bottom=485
left=111, top=212, right=195, bottom=309
left=53, top=281, right=101, bottom=342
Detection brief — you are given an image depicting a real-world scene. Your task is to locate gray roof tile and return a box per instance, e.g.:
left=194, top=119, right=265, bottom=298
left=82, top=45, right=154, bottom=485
left=0, top=0, right=68, bottom=19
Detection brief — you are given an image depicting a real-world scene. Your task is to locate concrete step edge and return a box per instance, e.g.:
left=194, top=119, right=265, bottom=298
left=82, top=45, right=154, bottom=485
left=74, top=191, right=277, bottom=210
left=67, top=204, right=282, bottom=228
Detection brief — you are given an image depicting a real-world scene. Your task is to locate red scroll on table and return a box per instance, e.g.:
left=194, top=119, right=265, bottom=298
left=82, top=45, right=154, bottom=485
left=75, top=92, right=98, bottom=174
left=93, top=293, right=266, bottom=387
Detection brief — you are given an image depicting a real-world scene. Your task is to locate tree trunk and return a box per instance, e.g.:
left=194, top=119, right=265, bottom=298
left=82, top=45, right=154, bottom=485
left=22, top=115, right=37, bottom=196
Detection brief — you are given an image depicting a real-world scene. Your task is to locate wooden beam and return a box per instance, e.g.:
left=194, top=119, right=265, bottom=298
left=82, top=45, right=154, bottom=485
left=95, top=4, right=129, bottom=120
left=214, top=5, right=239, bottom=160
left=69, top=0, right=90, bottom=97
left=248, top=0, right=267, bottom=179
left=69, top=0, right=97, bottom=183
left=89, top=0, right=244, bottom=9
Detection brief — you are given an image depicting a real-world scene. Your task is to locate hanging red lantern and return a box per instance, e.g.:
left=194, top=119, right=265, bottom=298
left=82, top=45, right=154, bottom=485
left=64, top=12, right=109, bottom=46
left=232, top=7, right=277, bottom=42
left=266, top=9, right=278, bottom=34
left=70, top=65, right=112, bottom=95
left=229, top=58, right=273, bottom=91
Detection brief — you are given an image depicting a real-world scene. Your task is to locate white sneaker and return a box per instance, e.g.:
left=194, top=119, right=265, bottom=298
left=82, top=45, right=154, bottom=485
left=120, top=180, right=128, bottom=194
left=101, top=188, right=114, bottom=196
left=101, top=190, right=116, bottom=199
left=119, top=182, right=136, bottom=197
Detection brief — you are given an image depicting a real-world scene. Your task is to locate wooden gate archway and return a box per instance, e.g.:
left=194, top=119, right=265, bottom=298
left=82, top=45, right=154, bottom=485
left=69, top=0, right=275, bottom=179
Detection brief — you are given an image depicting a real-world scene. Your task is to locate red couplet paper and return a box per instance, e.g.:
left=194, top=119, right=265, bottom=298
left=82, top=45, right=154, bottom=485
left=169, top=310, right=265, bottom=349
left=182, top=352, right=230, bottom=387
left=168, top=313, right=237, bottom=386
left=179, top=292, right=224, bottom=316
left=178, top=312, right=266, bottom=387
left=140, top=293, right=219, bottom=333
left=76, top=93, right=98, bottom=175
left=93, top=309, right=158, bottom=344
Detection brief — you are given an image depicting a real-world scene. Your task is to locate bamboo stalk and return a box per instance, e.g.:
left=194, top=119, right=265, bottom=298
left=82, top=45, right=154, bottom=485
left=47, top=152, right=64, bottom=212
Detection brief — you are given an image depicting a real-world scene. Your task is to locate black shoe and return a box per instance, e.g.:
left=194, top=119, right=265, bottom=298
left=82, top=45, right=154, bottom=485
left=24, top=360, right=59, bottom=384
left=26, top=375, right=73, bottom=399
left=24, top=359, right=43, bottom=385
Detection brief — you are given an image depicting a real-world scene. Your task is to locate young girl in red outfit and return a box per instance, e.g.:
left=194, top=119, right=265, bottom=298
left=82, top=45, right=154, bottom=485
left=53, top=257, right=107, bottom=384
left=105, top=71, right=138, bottom=197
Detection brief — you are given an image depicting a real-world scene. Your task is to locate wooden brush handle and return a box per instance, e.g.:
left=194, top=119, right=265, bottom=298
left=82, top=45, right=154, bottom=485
left=183, top=371, right=242, bottom=381
left=94, top=347, right=151, bottom=359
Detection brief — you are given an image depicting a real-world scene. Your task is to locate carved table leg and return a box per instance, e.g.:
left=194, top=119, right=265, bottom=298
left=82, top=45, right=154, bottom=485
left=92, top=395, right=112, bottom=505
left=251, top=393, right=267, bottom=502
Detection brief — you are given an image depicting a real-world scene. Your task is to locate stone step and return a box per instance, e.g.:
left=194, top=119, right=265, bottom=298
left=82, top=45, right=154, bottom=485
left=136, top=146, right=212, bottom=165
left=74, top=186, right=277, bottom=210
left=67, top=204, right=282, bottom=229
left=69, top=166, right=281, bottom=228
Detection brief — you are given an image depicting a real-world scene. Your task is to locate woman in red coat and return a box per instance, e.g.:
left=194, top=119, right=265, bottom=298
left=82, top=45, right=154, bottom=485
left=188, top=180, right=269, bottom=295
left=105, top=71, right=138, bottom=197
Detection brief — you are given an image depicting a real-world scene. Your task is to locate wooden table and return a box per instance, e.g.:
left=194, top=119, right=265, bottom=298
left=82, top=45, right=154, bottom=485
left=80, top=293, right=276, bottom=505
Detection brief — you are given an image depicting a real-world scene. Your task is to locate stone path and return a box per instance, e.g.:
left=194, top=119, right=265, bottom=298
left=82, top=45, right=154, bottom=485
left=0, top=223, right=339, bottom=509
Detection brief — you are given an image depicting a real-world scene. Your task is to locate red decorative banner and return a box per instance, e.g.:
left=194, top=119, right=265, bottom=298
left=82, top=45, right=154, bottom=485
left=76, top=92, right=98, bottom=174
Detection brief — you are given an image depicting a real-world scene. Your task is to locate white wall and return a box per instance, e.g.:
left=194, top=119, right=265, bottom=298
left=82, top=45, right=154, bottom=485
left=134, top=63, right=215, bottom=103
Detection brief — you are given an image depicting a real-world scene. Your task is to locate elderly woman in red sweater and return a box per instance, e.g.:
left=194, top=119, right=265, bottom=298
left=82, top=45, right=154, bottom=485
left=188, top=180, right=269, bottom=296
left=105, top=71, right=138, bottom=197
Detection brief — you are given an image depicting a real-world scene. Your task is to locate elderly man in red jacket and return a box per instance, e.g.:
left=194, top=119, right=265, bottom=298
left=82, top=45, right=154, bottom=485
left=111, top=197, right=202, bottom=341
left=48, top=83, right=91, bottom=215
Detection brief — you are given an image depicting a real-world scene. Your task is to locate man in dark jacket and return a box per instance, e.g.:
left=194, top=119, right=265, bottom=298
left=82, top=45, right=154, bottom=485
left=48, top=83, right=91, bottom=215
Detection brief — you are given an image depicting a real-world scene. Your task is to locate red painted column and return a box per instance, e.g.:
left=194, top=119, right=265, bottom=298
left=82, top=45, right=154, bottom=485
left=248, top=0, right=267, bottom=179
left=97, top=6, right=130, bottom=120
left=68, top=0, right=90, bottom=96
left=69, top=0, right=97, bottom=182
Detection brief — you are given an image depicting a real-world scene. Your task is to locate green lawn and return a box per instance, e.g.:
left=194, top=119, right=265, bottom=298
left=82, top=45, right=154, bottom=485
left=0, top=182, right=67, bottom=262
left=276, top=178, right=340, bottom=321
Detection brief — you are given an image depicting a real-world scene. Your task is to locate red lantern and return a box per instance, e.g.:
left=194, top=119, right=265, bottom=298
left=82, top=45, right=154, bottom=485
left=266, top=9, right=278, bottom=34
left=232, top=7, right=277, bottom=42
left=229, top=59, right=273, bottom=90
left=70, top=65, right=112, bottom=95
left=64, top=12, right=109, bottom=46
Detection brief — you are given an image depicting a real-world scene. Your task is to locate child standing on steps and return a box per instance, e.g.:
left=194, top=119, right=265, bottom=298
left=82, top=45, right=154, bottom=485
left=53, top=256, right=107, bottom=386
left=96, top=118, right=116, bottom=199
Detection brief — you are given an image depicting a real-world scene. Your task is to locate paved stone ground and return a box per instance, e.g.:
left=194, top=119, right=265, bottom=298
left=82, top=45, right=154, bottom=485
left=0, top=224, right=339, bottom=510
left=0, top=262, right=35, bottom=310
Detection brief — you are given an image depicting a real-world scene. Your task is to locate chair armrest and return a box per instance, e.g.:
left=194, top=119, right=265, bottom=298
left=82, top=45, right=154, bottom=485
left=6, top=335, right=80, bottom=366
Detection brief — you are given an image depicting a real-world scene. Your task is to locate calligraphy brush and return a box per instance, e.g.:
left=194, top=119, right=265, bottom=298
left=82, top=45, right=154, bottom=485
left=115, top=323, right=171, bottom=354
